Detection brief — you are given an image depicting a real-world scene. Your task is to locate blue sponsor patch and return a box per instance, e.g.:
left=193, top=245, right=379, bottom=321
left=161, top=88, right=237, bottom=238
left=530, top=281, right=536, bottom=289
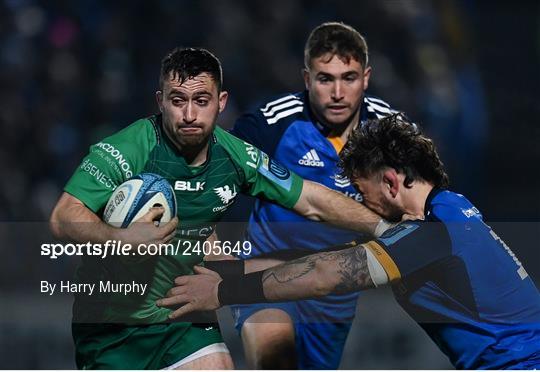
left=258, top=153, right=293, bottom=191
left=269, top=159, right=290, bottom=180
left=378, top=223, right=420, bottom=245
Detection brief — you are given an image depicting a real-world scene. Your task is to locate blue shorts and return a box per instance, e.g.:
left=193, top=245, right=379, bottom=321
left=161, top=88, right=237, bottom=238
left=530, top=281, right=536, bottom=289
left=231, top=293, right=359, bottom=369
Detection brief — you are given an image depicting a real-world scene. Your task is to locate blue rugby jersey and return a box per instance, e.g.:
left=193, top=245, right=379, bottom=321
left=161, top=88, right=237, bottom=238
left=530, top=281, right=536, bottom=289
left=368, top=188, right=540, bottom=369
left=231, top=91, right=398, bottom=257
left=228, top=92, right=401, bottom=369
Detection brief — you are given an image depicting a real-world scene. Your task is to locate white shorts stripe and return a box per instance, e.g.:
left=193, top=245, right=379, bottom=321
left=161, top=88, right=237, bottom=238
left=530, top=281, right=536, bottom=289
left=163, top=342, right=230, bottom=370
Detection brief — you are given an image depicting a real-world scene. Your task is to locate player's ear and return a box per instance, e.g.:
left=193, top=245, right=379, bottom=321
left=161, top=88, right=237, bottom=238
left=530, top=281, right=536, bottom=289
left=156, top=90, right=164, bottom=113
left=382, top=169, right=399, bottom=198
left=362, top=65, right=372, bottom=91
left=303, top=68, right=311, bottom=90
left=218, top=91, right=228, bottom=113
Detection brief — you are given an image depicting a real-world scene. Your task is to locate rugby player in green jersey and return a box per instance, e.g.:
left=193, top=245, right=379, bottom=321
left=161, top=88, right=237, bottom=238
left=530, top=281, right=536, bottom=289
left=49, top=47, right=388, bottom=369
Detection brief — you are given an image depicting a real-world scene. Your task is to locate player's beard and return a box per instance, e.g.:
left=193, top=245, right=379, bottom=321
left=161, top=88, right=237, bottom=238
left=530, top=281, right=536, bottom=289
left=175, top=127, right=210, bottom=147
left=176, top=110, right=219, bottom=148
left=323, top=111, right=356, bottom=131
left=313, top=101, right=361, bottom=130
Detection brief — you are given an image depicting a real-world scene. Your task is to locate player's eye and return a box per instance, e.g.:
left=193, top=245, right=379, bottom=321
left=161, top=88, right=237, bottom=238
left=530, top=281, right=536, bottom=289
left=318, top=76, right=330, bottom=83
left=196, top=99, right=209, bottom=106
left=343, top=74, right=358, bottom=83
left=172, top=97, right=185, bottom=105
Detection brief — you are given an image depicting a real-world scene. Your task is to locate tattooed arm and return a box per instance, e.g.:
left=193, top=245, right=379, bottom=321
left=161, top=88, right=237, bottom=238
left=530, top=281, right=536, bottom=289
left=158, top=243, right=388, bottom=319
left=261, top=246, right=375, bottom=301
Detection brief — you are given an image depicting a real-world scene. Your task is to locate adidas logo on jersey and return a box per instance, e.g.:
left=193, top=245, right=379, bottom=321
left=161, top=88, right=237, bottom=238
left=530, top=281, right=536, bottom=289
left=298, top=149, right=324, bottom=167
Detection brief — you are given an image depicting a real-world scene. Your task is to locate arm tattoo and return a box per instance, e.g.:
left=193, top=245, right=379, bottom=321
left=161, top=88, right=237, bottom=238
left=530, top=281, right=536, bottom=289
left=333, top=246, right=372, bottom=293
left=262, top=254, right=321, bottom=284
left=262, top=245, right=374, bottom=293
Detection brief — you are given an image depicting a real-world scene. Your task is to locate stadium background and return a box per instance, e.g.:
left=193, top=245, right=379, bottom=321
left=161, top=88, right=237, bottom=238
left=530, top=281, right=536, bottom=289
left=0, top=0, right=539, bottom=368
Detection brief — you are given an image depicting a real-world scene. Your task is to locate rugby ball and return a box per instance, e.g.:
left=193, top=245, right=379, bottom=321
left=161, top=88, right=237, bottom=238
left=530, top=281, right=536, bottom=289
left=103, top=173, right=177, bottom=228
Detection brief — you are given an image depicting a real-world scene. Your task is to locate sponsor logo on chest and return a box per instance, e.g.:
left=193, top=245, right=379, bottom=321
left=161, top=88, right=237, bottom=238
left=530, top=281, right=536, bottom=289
left=213, top=185, right=238, bottom=212
left=330, top=174, right=363, bottom=202
left=332, top=174, right=351, bottom=188
left=174, top=181, right=205, bottom=192
left=298, top=149, right=325, bottom=167
left=94, top=142, right=133, bottom=178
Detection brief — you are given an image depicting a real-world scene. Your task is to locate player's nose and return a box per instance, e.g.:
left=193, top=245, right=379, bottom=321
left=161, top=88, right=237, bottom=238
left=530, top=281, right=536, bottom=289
left=183, top=102, right=197, bottom=123
left=331, top=81, right=344, bottom=101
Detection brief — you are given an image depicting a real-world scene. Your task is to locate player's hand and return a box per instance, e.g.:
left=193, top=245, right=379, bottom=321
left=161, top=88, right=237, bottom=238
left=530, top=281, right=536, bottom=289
left=156, top=266, right=222, bottom=319
left=117, top=207, right=178, bottom=247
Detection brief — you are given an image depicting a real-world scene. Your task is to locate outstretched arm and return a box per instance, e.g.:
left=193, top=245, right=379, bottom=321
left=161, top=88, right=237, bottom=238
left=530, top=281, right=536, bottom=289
left=203, top=240, right=363, bottom=278
left=50, top=192, right=119, bottom=243
left=158, top=243, right=390, bottom=319
left=294, top=180, right=392, bottom=237
left=260, top=246, right=374, bottom=301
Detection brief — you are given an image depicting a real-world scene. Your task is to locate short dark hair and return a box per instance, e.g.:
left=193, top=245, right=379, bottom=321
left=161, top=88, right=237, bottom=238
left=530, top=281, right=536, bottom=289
left=339, top=114, right=449, bottom=189
left=304, top=22, right=368, bottom=69
left=159, top=47, right=223, bottom=91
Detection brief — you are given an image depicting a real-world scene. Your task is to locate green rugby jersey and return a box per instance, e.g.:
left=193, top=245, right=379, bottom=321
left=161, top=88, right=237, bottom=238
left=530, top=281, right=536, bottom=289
left=64, top=115, right=303, bottom=323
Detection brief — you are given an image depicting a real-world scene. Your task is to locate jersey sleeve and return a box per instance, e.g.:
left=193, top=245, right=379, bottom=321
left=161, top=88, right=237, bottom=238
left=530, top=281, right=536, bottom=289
left=363, top=221, right=452, bottom=282
left=214, top=127, right=303, bottom=209
left=64, top=118, right=158, bottom=212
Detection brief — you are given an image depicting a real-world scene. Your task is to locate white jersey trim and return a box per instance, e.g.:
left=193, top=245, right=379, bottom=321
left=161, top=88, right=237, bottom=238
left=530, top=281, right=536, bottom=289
left=366, top=100, right=396, bottom=114
left=364, top=96, right=399, bottom=119
left=266, top=106, right=304, bottom=124
left=261, top=99, right=303, bottom=117
left=260, top=94, right=299, bottom=111
left=365, top=96, right=391, bottom=108
left=366, top=106, right=398, bottom=119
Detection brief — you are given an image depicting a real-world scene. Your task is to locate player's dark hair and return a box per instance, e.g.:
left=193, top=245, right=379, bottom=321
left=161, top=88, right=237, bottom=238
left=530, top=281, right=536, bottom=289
left=339, top=114, right=449, bottom=189
left=304, top=22, right=368, bottom=69
left=159, top=47, right=223, bottom=91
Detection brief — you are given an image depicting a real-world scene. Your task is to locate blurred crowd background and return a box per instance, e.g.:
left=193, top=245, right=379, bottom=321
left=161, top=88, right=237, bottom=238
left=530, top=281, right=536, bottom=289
left=0, top=0, right=539, bottom=369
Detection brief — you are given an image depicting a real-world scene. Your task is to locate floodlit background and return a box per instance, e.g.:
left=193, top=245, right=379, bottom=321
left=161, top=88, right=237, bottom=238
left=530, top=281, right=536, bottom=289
left=0, top=0, right=539, bottom=368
